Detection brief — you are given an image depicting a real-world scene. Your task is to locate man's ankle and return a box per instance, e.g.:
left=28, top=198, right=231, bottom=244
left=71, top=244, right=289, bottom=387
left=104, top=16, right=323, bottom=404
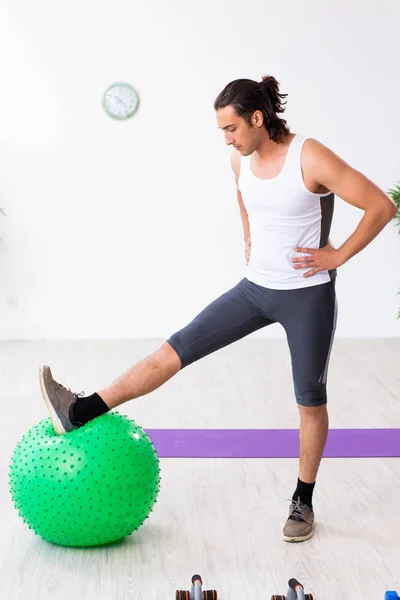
left=72, top=393, right=109, bottom=425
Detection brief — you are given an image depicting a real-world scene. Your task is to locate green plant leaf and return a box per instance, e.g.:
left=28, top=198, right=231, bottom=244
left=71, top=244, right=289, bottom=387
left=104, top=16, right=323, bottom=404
left=387, top=183, right=400, bottom=318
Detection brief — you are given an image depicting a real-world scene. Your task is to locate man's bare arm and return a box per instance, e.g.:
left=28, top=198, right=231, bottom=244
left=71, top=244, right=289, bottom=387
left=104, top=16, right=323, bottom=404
left=231, top=150, right=250, bottom=242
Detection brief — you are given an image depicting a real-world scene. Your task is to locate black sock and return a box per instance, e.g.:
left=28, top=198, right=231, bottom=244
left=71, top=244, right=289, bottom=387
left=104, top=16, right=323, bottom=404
left=292, top=478, right=315, bottom=510
left=71, top=393, right=109, bottom=425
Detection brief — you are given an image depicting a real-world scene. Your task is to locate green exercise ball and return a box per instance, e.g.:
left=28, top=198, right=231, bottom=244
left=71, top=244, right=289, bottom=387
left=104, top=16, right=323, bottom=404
left=8, top=412, right=160, bottom=547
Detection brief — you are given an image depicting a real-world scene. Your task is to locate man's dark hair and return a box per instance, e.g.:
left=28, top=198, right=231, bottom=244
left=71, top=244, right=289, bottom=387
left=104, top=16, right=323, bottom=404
left=214, top=75, right=290, bottom=143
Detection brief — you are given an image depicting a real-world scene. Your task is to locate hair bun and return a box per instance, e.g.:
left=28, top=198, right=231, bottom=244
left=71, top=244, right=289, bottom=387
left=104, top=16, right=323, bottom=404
left=261, top=75, right=279, bottom=90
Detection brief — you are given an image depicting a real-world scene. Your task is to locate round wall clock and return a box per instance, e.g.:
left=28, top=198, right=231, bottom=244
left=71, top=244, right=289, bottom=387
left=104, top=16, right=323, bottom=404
left=102, top=82, right=139, bottom=120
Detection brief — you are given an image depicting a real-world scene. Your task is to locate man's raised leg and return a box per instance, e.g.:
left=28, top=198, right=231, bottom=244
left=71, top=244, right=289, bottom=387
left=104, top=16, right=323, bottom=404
left=40, top=278, right=272, bottom=435
left=39, top=342, right=181, bottom=435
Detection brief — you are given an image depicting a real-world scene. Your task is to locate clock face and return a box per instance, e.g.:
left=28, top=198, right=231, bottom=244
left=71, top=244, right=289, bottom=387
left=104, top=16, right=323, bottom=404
left=102, top=83, right=139, bottom=120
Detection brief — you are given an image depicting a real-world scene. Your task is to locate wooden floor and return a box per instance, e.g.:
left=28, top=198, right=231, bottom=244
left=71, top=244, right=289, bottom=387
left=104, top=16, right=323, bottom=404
left=1, top=338, right=400, bottom=599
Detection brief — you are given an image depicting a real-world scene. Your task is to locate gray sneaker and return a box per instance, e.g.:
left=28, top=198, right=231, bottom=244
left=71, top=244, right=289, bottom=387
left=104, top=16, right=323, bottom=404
left=39, top=365, right=84, bottom=435
left=282, top=497, right=315, bottom=543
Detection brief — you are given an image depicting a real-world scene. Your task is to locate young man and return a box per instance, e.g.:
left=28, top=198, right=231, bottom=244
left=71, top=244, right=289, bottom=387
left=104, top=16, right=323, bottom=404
left=39, top=75, right=397, bottom=543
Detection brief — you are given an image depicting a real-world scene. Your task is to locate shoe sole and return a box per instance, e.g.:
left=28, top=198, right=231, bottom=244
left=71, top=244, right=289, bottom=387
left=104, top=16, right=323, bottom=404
left=39, top=366, right=67, bottom=435
left=283, top=522, right=315, bottom=543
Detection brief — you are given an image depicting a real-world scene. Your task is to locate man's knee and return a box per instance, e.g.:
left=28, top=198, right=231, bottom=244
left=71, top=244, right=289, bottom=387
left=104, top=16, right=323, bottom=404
left=294, top=382, right=327, bottom=408
left=154, top=340, right=182, bottom=370
left=165, top=331, right=189, bottom=367
left=297, top=403, right=328, bottom=416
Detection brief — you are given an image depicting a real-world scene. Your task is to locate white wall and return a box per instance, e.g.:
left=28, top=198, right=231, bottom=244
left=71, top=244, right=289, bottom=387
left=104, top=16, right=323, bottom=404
left=1, top=0, right=399, bottom=340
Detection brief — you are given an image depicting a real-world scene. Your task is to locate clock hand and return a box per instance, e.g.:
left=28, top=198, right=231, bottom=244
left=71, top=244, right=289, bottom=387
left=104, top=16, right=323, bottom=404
left=113, top=95, right=129, bottom=109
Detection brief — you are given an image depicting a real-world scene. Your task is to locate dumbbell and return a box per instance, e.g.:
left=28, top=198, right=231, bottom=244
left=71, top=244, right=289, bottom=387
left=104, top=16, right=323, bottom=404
left=272, top=578, right=313, bottom=600
left=176, top=574, right=217, bottom=599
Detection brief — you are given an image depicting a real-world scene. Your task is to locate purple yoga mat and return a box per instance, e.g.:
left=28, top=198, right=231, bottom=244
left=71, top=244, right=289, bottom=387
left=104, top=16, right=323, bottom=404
left=143, top=429, right=400, bottom=458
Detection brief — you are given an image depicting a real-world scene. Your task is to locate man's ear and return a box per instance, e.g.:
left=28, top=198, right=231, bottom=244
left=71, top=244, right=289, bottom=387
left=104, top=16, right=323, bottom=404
left=252, top=110, right=264, bottom=127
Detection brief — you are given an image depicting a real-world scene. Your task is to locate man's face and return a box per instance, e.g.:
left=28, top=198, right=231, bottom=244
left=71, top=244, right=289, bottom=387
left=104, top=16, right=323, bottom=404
left=216, top=105, right=261, bottom=156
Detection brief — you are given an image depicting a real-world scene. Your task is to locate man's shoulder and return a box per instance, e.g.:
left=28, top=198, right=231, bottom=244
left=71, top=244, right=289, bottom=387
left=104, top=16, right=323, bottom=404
left=230, top=148, right=241, bottom=179
left=301, top=137, right=330, bottom=161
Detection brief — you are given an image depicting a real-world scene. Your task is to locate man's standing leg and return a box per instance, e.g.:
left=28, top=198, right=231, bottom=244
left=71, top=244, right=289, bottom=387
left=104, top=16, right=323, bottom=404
left=278, top=279, right=337, bottom=542
left=295, top=403, right=329, bottom=506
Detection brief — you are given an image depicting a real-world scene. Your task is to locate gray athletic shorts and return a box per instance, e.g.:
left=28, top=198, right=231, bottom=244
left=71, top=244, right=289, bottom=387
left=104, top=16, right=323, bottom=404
left=167, top=277, right=338, bottom=407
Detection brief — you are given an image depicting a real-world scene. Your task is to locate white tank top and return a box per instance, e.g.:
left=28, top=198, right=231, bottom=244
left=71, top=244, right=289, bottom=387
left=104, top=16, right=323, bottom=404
left=238, top=133, right=335, bottom=290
